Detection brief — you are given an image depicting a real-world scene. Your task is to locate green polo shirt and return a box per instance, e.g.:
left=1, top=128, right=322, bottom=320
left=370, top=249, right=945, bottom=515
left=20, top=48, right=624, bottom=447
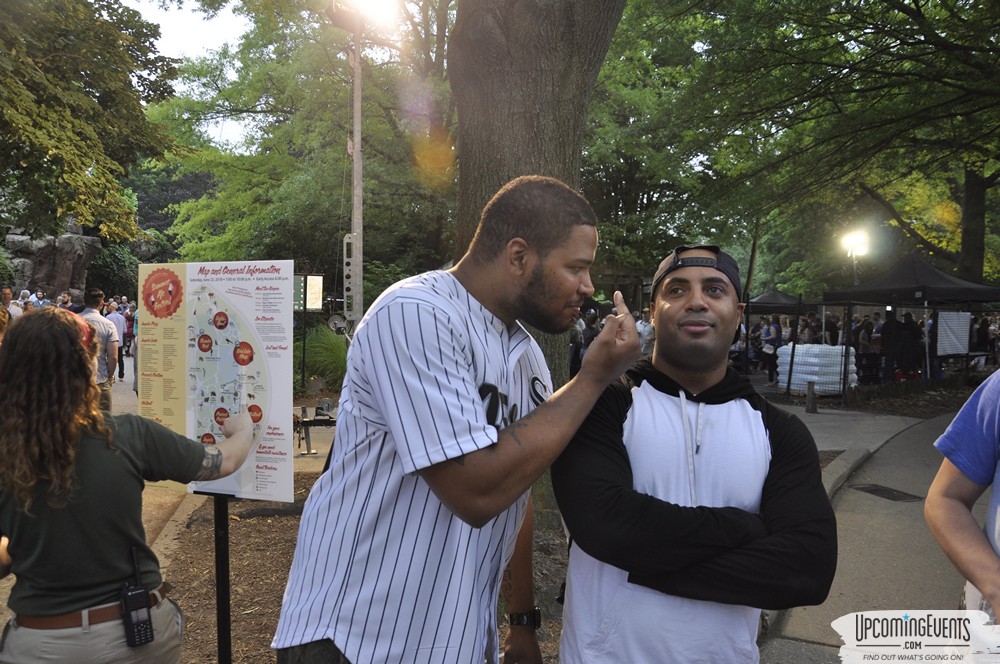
left=0, top=414, right=205, bottom=615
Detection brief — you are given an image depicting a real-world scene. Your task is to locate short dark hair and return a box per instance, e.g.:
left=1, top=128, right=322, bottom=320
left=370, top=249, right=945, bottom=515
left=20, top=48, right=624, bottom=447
left=466, top=176, right=597, bottom=261
left=83, top=287, right=105, bottom=308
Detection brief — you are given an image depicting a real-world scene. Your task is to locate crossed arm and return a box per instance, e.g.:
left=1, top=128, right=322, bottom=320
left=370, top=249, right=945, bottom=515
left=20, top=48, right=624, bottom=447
left=552, top=393, right=837, bottom=610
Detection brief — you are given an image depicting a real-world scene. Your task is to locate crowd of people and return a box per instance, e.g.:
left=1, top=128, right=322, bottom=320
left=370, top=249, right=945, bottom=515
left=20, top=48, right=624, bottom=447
left=3, top=287, right=137, bottom=407
left=733, top=307, right=1000, bottom=385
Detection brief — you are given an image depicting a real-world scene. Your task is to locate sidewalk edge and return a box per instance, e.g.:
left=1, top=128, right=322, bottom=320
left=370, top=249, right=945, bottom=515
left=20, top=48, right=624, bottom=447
left=151, top=493, right=209, bottom=578
left=760, top=448, right=871, bottom=641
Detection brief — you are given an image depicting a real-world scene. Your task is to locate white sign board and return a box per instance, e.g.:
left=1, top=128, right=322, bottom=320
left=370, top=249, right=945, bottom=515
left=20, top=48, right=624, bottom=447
left=936, top=311, right=971, bottom=356
left=137, top=260, right=294, bottom=502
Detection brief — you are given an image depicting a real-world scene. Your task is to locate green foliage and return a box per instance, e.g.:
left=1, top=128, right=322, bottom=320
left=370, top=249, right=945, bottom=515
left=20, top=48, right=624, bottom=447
left=86, top=244, right=140, bottom=299
left=130, top=229, right=180, bottom=265
left=122, top=158, right=216, bottom=237
left=363, top=260, right=411, bottom=305
left=661, top=0, right=1000, bottom=278
left=295, top=325, right=348, bottom=389
left=0, top=0, right=177, bottom=240
left=0, top=249, right=15, bottom=289
left=152, top=0, right=455, bottom=307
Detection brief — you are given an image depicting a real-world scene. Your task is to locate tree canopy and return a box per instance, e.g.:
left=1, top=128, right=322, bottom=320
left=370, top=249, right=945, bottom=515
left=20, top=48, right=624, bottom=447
left=653, top=0, right=1000, bottom=285
left=0, top=0, right=177, bottom=240
left=154, top=0, right=456, bottom=298
left=88, top=0, right=1000, bottom=311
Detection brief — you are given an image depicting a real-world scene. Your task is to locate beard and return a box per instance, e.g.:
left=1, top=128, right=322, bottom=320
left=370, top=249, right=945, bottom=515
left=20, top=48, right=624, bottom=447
left=513, top=263, right=576, bottom=335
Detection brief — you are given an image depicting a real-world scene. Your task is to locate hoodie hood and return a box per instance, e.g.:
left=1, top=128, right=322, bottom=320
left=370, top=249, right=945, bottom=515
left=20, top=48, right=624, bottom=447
left=625, top=359, right=758, bottom=405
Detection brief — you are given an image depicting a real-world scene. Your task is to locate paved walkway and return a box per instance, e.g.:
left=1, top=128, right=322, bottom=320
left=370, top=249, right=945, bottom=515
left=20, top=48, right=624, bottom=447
left=760, top=411, right=985, bottom=662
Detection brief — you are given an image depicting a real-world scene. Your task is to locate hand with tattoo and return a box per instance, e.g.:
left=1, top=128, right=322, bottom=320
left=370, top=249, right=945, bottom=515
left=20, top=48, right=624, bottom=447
left=194, top=409, right=255, bottom=481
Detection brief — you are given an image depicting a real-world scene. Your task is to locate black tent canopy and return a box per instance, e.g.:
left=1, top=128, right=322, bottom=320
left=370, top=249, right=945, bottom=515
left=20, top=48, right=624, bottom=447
left=747, top=288, right=807, bottom=314
left=823, top=254, right=1000, bottom=305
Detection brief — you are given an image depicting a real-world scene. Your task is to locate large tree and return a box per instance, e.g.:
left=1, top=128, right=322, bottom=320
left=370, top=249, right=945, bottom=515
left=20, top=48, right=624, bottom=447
left=448, top=0, right=628, bottom=383
left=0, top=0, right=176, bottom=240
left=449, top=0, right=628, bottom=248
left=664, top=0, right=1000, bottom=281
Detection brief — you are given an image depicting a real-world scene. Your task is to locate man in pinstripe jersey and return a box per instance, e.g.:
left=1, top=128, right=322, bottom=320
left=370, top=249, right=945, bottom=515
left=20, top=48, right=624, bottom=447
left=272, top=176, right=640, bottom=664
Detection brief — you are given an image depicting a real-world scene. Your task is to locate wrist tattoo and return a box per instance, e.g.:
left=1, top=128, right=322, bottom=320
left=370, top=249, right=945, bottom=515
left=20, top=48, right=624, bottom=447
left=194, top=446, right=224, bottom=480
left=501, top=567, right=513, bottom=601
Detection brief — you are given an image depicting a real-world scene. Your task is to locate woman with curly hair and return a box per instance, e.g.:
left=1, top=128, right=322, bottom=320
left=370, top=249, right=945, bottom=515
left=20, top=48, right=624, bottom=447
left=0, top=306, right=255, bottom=663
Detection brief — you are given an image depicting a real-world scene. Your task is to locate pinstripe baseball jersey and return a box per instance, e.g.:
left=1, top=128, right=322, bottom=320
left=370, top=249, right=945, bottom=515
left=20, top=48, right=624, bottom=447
left=272, top=270, right=552, bottom=664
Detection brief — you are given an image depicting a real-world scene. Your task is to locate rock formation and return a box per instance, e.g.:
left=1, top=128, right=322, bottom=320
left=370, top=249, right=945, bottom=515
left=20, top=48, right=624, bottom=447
left=4, top=232, right=102, bottom=299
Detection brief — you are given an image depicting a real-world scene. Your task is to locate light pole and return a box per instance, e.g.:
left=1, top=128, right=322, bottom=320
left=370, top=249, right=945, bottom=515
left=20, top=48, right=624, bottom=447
left=327, top=4, right=365, bottom=328
left=326, top=1, right=398, bottom=330
left=841, top=230, right=869, bottom=285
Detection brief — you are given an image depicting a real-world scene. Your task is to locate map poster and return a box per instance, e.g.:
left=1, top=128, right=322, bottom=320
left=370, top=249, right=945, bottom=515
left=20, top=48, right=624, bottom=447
left=137, top=260, right=294, bottom=503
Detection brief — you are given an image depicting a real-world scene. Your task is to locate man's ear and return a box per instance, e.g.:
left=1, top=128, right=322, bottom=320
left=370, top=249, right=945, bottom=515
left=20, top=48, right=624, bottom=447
left=505, top=237, right=532, bottom=277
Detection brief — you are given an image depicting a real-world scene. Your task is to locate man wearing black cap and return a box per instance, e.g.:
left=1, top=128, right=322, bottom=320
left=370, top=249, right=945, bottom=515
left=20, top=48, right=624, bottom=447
left=552, top=244, right=837, bottom=662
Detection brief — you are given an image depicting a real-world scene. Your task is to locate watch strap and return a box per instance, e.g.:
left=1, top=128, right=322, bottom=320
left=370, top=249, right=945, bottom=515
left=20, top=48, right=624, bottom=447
left=507, top=606, right=541, bottom=629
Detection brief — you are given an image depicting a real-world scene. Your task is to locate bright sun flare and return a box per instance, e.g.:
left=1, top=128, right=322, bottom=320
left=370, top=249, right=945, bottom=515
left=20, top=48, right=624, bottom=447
left=348, top=0, right=399, bottom=29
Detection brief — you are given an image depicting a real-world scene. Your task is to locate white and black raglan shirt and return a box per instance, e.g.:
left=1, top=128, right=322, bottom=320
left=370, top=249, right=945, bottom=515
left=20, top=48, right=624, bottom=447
left=552, top=361, right=837, bottom=663
left=272, top=270, right=551, bottom=664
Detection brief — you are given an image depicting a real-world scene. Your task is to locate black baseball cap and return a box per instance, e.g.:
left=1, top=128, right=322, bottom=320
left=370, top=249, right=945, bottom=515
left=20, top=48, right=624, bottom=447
left=651, top=244, right=743, bottom=300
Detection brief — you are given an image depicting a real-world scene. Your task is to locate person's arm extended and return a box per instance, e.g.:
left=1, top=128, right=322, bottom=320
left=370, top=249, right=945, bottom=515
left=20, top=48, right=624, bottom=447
left=628, top=408, right=837, bottom=610
left=551, top=380, right=769, bottom=574
left=194, top=410, right=255, bottom=480
left=418, top=292, right=640, bottom=527
left=925, top=458, right=1000, bottom=612
left=501, top=498, right=542, bottom=664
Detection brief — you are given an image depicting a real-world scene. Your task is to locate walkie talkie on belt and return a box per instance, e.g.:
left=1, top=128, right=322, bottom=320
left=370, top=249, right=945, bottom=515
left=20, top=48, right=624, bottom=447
left=120, top=547, right=155, bottom=647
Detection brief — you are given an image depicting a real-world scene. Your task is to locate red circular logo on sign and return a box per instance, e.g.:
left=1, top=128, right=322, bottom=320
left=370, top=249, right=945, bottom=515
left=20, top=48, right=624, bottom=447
left=141, top=268, right=183, bottom=319
left=248, top=404, right=263, bottom=423
left=214, top=408, right=230, bottom=426
left=233, top=341, right=254, bottom=366
left=213, top=311, right=229, bottom=330
left=197, top=334, right=213, bottom=352
left=200, top=433, right=216, bottom=445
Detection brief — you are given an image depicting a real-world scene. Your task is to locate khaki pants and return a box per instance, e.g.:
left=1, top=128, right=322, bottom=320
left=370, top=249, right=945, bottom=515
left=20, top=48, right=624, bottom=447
left=1, top=598, right=184, bottom=664
left=98, top=377, right=113, bottom=412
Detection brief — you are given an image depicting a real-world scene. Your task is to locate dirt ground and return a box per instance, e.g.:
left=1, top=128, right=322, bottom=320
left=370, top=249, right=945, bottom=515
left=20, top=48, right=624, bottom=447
left=168, top=472, right=571, bottom=663
left=165, top=381, right=982, bottom=663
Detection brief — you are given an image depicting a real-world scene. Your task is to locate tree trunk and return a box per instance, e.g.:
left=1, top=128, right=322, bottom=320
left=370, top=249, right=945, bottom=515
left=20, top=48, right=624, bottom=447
left=448, top=0, right=626, bottom=387
left=958, top=167, right=987, bottom=282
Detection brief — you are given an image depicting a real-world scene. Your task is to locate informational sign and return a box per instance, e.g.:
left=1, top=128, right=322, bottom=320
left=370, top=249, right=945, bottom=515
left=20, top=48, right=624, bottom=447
left=292, top=274, right=325, bottom=312
left=937, top=311, right=971, bottom=356
left=137, top=261, right=294, bottom=502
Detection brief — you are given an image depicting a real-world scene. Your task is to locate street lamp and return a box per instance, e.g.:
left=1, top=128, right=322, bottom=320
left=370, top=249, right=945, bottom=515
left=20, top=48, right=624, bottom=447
left=325, top=1, right=397, bottom=329
left=841, top=230, right=869, bottom=285
left=325, top=3, right=364, bottom=328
